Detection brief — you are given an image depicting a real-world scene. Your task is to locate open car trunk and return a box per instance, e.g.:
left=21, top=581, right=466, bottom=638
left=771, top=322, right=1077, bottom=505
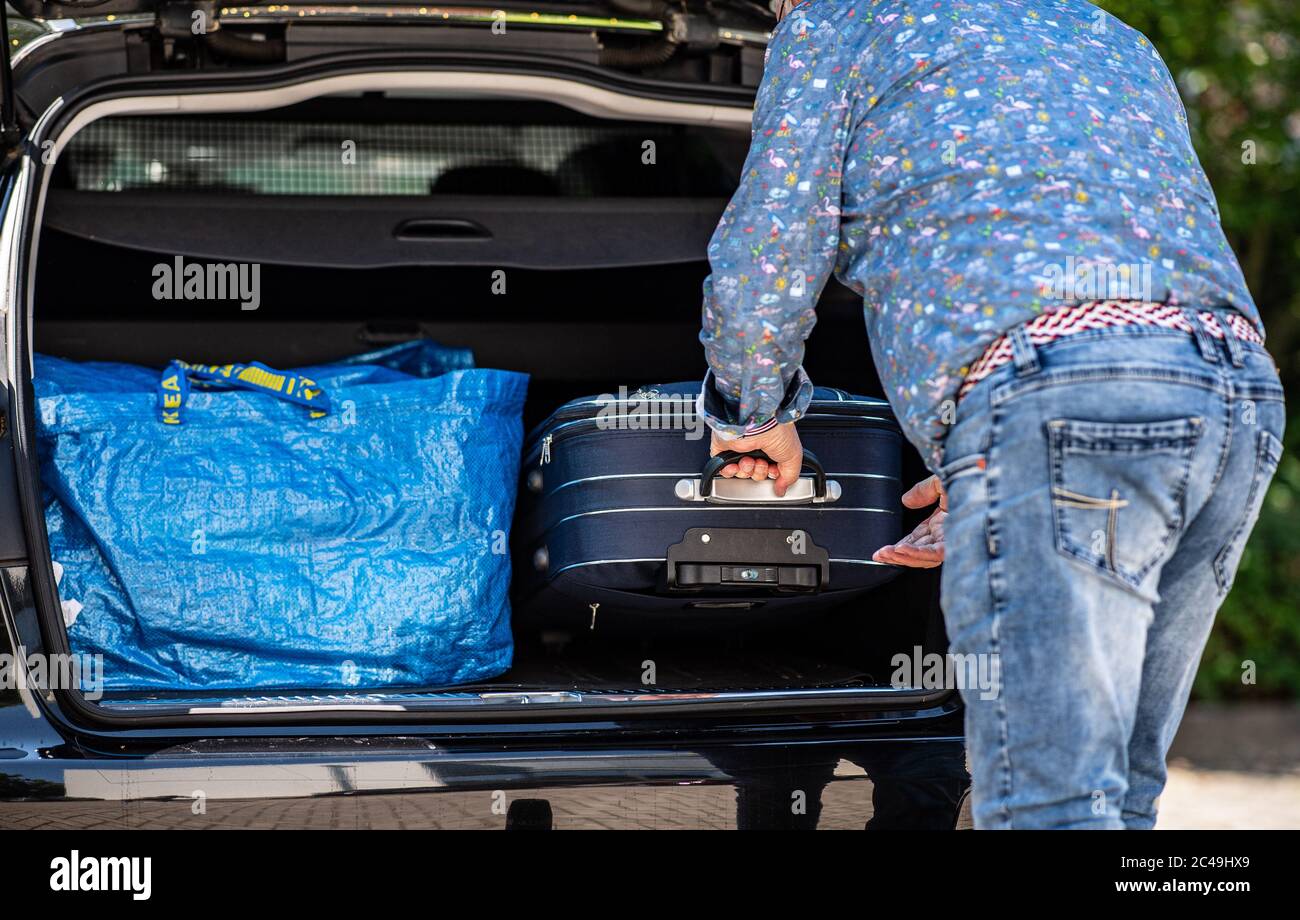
left=25, top=91, right=946, bottom=716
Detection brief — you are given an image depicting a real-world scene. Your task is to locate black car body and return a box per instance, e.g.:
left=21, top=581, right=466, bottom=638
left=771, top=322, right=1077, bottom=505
left=0, top=0, right=970, bottom=829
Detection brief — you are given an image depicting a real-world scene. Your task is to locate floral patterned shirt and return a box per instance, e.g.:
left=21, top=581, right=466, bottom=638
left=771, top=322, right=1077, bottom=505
left=698, top=0, right=1261, bottom=470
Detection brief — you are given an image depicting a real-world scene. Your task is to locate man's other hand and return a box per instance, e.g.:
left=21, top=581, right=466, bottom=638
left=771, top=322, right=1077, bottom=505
left=872, top=475, right=948, bottom=568
left=709, top=422, right=803, bottom=497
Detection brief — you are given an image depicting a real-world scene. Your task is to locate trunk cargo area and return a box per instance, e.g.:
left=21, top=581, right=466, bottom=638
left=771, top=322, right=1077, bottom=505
left=26, top=99, right=947, bottom=706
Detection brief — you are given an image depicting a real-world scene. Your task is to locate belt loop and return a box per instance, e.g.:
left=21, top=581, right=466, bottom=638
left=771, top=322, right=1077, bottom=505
left=1183, top=308, right=1220, bottom=364
left=1215, top=309, right=1245, bottom=368
left=1008, top=324, right=1040, bottom=378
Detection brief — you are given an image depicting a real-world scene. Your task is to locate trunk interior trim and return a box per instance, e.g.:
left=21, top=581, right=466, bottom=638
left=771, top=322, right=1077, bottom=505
left=109, top=686, right=956, bottom=718
left=179, top=690, right=941, bottom=717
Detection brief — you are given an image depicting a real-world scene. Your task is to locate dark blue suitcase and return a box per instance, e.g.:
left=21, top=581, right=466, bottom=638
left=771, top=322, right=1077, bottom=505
left=512, top=382, right=904, bottom=631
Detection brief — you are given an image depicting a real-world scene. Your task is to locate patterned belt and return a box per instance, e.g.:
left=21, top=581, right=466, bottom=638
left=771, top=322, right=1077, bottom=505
left=958, top=300, right=1264, bottom=401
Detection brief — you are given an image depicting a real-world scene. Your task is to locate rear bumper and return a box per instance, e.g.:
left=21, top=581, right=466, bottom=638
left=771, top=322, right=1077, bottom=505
left=0, top=724, right=969, bottom=829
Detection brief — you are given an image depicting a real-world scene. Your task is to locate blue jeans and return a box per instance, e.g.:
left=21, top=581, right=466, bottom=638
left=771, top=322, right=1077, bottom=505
left=939, top=314, right=1285, bottom=829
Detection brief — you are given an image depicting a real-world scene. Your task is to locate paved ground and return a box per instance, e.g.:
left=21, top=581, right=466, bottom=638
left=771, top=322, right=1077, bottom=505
left=7, top=769, right=1296, bottom=828
left=1157, top=766, right=1300, bottom=829
left=0, top=781, right=884, bottom=830
left=1156, top=702, right=1300, bottom=830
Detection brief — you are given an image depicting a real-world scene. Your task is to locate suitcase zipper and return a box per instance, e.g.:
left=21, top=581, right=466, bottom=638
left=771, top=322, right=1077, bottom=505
left=525, top=408, right=897, bottom=465
left=537, top=395, right=890, bottom=423
left=525, top=395, right=893, bottom=452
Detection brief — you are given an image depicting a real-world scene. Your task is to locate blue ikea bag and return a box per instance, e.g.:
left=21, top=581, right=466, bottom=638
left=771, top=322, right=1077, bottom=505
left=35, top=341, right=528, bottom=691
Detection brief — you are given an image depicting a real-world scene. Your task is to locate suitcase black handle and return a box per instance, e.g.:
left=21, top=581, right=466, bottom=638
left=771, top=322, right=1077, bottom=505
left=697, top=449, right=832, bottom=501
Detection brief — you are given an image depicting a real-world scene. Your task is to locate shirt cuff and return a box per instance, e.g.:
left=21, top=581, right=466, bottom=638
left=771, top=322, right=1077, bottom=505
left=696, top=367, right=815, bottom=441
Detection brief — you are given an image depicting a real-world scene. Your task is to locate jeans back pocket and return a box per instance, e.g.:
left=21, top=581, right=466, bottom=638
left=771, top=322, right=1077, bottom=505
left=1047, top=416, right=1204, bottom=593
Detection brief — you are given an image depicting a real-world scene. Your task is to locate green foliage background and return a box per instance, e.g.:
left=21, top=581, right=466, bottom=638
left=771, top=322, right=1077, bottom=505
left=1097, top=0, right=1300, bottom=698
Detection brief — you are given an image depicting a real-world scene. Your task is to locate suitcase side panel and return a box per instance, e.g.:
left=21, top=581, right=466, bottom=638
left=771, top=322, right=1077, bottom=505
left=512, top=386, right=905, bottom=625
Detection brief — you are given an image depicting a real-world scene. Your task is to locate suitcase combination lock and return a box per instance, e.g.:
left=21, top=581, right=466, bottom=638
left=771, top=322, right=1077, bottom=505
left=666, top=527, right=830, bottom=592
